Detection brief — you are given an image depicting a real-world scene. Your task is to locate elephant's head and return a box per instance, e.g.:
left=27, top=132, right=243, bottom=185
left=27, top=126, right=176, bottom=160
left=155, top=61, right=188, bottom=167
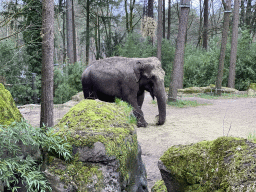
left=133, top=57, right=166, bottom=125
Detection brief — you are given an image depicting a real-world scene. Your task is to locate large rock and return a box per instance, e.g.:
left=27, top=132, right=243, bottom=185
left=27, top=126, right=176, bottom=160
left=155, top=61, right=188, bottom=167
left=247, top=83, right=256, bottom=96
left=0, top=83, right=23, bottom=125
left=177, top=84, right=239, bottom=95
left=159, top=137, right=256, bottom=191
left=44, top=99, right=148, bottom=191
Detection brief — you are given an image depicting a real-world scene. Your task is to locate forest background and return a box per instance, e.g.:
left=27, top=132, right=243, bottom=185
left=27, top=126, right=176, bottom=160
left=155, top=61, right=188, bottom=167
left=0, top=0, right=256, bottom=105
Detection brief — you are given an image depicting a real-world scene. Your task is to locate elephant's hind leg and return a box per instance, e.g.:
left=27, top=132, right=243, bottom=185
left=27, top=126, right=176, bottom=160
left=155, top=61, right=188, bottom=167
left=83, top=88, right=96, bottom=99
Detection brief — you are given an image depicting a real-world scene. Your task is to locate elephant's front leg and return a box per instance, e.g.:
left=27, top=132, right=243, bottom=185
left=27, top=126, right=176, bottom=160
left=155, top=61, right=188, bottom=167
left=125, top=95, right=148, bottom=127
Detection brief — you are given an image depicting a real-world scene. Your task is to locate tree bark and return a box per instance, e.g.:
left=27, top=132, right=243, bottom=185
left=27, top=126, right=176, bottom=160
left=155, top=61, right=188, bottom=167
left=216, top=0, right=231, bottom=95
left=168, top=0, right=190, bottom=102
left=157, top=0, right=163, bottom=60
left=40, top=0, right=54, bottom=128
left=66, top=0, right=74, bottom=64
left=167, top=0, right=171, bottom=40
left=163, top=0, right=165, bottom=38
left=203, top=0, right=208, bottom=49
left=228, top=0, right=240, bottom=88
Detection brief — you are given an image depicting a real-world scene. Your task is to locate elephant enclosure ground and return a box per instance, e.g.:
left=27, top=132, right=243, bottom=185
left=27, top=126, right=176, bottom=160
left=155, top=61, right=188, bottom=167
left=19, top=93, right=256, bottom=191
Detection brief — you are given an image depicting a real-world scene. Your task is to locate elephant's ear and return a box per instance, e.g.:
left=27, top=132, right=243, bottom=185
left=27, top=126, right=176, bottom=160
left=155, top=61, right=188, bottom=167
left=133, top=61, right=142, bottom=82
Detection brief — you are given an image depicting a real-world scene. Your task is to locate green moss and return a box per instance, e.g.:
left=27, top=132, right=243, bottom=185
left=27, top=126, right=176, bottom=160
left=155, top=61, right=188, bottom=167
left=54, top=99, right=138, bottom=183
left=48, top=156, right=103, bottom=191
left=249, top=83, right=256, bottom=91
left=151, top=180, right=167, bottom=192
left=0, top=83, right=22, bottom=126
left=160, top=137, right=256, bottom=191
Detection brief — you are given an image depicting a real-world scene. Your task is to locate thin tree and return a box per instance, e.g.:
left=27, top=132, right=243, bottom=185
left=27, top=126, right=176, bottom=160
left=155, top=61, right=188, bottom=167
left=86, top=0, right=90, bottom=65
left=72, top=0, right=77, bottom=63
left=66, top=0, right=74, bottom=64
left=228, top=0, right=240, bottom=88
left=163, top=0, right=165, bottom=38
left=40, top=0, right=54, bottom=127
left=157, top=0, right=163, bottom=60
left=167, top=0, right=171, bottom=40
left=203, top=0, right=208, bottom=49
left=168, top=0, right=190, bottom=102
left=216, top=0, right=231, bottom=96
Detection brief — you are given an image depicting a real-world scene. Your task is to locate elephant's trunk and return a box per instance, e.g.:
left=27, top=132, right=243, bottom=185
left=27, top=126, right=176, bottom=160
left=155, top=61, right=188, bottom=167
left=155, top=82, right=166, bottom=125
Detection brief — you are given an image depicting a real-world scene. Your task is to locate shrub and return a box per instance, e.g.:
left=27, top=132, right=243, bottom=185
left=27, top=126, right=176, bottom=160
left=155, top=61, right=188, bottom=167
left=0, top=120, right=72, bottom=191
left=54, top=62, right=84, bottom=104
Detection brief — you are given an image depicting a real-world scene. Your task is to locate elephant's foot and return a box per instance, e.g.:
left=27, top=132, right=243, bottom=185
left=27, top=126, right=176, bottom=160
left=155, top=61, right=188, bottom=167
left=137, top=119, right=148, bottom=127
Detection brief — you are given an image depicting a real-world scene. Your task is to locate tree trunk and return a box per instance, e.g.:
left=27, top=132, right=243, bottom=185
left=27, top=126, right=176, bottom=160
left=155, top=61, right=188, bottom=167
left=203, top=0, right=208, bottom=49
left=86, top=0, right=90, bottom=65
left=157, top=0, right=163, bottom=60
left=216, top=0, right=231, bottom=96
left=196, top=0, right=203, bottom=47
left=66, top=0, right=74, bottom=64
left=148, top=0, right=153, bottom=18
left=240, top=0, right=245, bottom=26
left=163, top=0, right=165, bottom=38
left=40, top=0, right=54, bottom=128
left=62, top=1, right=66, bottom=63
left=167, top=0, right=171, bottom=40
left=228, top=0, right=240, bottom=88
left=72, top=0, right=77, bottom=63
left=246, top=0, right=252, bottom=26
left=168, top=0, right=190, bottom=102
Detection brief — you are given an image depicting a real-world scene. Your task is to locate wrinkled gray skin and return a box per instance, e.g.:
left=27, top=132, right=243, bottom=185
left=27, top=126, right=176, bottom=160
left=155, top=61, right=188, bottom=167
left=81, top=56, right=166, bottom=127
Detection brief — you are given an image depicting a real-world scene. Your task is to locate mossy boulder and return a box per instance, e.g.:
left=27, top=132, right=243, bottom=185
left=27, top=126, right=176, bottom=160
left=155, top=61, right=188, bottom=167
left=0, top=83, right=22, bottom=125
left=177, top=85, right=238, bottom=95
left=44, top=99, right=148, bottom=191
left=159, top=137, right=256, bottom=191
left=247, top=83, right=256, bottom=96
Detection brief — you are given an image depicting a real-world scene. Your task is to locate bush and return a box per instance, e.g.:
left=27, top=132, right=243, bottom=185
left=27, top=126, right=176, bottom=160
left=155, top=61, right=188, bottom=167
left=54, top=62, right=84, bottom=104
left=0, top=120, right=72, bottom=191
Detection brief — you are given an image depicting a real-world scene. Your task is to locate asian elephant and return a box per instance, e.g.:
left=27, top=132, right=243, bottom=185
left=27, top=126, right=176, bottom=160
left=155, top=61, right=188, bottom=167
left=81, top=56, right=166, bottom=127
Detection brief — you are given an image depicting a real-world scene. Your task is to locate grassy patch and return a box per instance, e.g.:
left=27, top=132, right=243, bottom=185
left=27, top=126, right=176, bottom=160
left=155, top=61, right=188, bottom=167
left=191, top=93, right=251, bottom=99
left=167, top=100, right=203, bottom=108
left=248, top=132, right=256, bottom=142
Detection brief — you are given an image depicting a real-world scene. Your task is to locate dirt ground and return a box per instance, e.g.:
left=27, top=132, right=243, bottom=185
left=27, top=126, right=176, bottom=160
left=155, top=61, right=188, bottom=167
left=19, top=93, right=256, bottom=191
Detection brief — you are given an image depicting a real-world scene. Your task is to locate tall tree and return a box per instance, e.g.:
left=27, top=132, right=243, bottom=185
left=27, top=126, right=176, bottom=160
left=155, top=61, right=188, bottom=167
left=228, top=0, right=240, bottom=88
left=167, top=0, right=171, bottom=40
left=216, top=0, right=231, bottom=95
left=163, top=0, right=165, bottom=38
left=40, top=0, right=54, bottom=127
left=168, top=0, right=190, bottom=102
left=157, top=0, right=163, bottom=60
left=124, top=0, right=136, bottom=33
left=86, top=0, right=90, bottom=65
left=72, top=0, right=77, bottom=63
left=66, top=0, right=74, bottom=64
left=203, top=0, right=208, bottom=49
left=148, top=0, right=153, bottom=18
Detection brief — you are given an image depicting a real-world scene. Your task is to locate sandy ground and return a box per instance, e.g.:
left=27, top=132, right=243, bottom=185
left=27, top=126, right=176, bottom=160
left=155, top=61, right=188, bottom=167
left=19, top=93, right=256, bottom=191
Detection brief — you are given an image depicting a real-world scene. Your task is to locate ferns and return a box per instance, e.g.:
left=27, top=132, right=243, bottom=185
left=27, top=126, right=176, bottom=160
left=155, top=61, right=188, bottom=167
left=0, top=120, right=72, bottom=191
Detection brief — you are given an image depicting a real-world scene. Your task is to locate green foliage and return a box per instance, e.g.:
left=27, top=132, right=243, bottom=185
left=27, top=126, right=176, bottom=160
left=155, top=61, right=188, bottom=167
left=161, top=39, right=175, bottom=87
left=115, top=98, right=137, bottom=124
left=22, top=0, right=42, bottom=75
left=167, top=99, right=202, bottom=108
left=183, top=37, right=221, bottom=88
left=54, top=62, right=84, bottom=104
left=0, top=120, right=72, bottom=191
left=117, top=33, right=156, bottom=58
